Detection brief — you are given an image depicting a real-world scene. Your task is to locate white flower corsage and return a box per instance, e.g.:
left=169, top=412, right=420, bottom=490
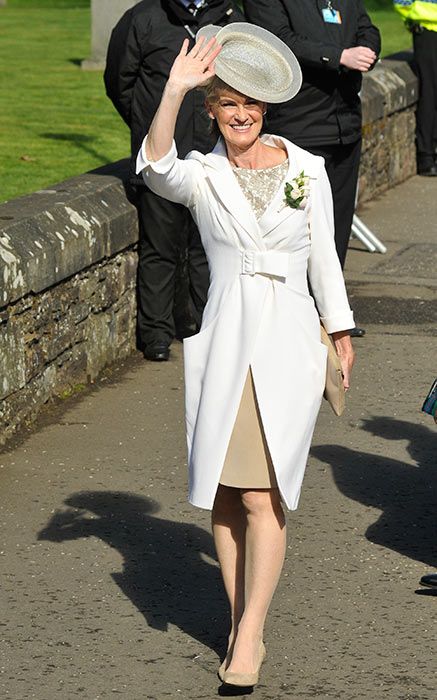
left=283, top=171, right=312, bottom=209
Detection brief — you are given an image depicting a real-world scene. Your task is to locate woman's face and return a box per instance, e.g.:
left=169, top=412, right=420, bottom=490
left=206, top=88, right=266, bottom=150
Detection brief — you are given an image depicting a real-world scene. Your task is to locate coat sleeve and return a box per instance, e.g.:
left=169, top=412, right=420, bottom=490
left=355, top=0, right=381, bottom=58
left=135, top=137, right=200, bottom=208
left=103, top=10, right=144, bottom=127
left=307, top=159, right=354, bottom=334
left=243, top=0, right=343, bottom=71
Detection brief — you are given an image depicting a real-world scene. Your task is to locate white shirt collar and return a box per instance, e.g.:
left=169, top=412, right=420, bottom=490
left=178, top=0, right=205, bottom=10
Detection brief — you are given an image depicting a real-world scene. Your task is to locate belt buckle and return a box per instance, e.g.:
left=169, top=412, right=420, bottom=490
left=241, top=250, right=256, bottom=275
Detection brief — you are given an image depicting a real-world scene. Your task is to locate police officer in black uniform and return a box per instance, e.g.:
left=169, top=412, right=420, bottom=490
left=105, top=0, right=243, bottom=360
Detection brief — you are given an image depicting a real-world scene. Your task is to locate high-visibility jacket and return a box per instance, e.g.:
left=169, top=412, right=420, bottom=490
left=394, top=0, right=437, bottom=32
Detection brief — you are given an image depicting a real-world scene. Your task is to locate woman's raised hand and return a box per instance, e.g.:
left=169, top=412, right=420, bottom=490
left=168, top=37, right=222, bottom=93
left=146, top=37, right=220, bottom=162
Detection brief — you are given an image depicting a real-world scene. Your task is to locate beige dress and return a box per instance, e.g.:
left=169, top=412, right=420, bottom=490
left=219, top=159, right=289, bottom=489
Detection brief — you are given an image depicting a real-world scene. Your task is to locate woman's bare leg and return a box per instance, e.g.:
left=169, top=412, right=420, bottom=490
left=226, top=488, right=286, bottom=674
left=212, top=485, right=246, bottom=664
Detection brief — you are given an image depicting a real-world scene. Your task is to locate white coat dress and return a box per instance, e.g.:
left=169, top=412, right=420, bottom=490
left=136, top=134, right=354, bottom=510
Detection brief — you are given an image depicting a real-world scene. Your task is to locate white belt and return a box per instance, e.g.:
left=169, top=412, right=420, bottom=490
left=240, top=250, right=289, bottom=279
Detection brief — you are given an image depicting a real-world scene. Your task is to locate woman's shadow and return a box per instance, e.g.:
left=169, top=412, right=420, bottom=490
left=312, top=417, right=437, bottom=567
left=38, top=491, right=228, bottom=655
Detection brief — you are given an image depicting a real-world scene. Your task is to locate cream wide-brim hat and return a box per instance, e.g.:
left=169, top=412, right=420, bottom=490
left=196, top=22, right=302, bottom=104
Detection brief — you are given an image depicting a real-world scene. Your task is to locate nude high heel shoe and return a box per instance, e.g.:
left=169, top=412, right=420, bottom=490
left=218, top=636, right=236, bottom=681
left=218, top=658, right=227, bottom=682
left=222, top=641, right=266, bottom=687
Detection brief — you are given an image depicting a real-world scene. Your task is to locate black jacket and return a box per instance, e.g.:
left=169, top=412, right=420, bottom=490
left=243, top=0, right=381, bottom=146
left=104, top=0, right=243, bottom=183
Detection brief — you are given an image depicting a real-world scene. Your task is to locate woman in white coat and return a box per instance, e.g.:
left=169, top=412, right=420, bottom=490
left=136, top=24, right=355, bottom=688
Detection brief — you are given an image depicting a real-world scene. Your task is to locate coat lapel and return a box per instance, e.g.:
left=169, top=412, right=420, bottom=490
left=257, top=137, right=305, bottom=238
left=201, top=135, right=311, bottom=247
left=203, top=139, right=266, bottom=250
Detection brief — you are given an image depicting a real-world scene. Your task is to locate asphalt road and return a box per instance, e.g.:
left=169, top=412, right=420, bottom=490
left=0, top=176, right=436, bottom=700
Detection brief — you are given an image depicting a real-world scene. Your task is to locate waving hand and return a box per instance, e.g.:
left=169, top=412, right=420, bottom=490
left=169, top=37, right=222, bottom=91
left=145, top=37, right=221, bottom=163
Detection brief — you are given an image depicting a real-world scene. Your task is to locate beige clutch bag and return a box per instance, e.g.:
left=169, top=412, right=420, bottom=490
left=320, top=324, right=345, bottom=416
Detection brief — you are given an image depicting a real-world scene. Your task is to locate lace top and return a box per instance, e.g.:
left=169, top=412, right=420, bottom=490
left=232, top=159, right=289, bottom=220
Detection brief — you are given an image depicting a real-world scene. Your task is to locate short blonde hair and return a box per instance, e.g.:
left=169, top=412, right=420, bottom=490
left=201, top=77, right=234, bottom=139
left=202, top=76, right=234, bottom=105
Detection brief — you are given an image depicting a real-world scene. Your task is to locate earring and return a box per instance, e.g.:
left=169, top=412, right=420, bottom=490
left=262, top=110, right=267, bottom=116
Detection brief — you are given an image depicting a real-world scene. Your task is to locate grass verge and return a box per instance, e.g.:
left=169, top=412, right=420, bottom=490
left=0, top=3, right=129, bottom=203
left=0, top=1, right=411, bottom=203
left=365, top=0, right=412, bottom=57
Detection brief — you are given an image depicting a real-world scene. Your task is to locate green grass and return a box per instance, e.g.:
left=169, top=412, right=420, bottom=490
left=0, top=1, right=129, bottom=203
left=365, top=0, right=412, bottom=56
left=0, top=0, right=411, bottom=203
left=8, top=1, right=89, bottom=8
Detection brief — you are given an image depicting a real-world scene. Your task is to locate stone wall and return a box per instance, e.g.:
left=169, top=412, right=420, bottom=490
left=0, top=162, right=138, bottom=444
left=359, top=55, right=418, bottom=202
left=0, top=57, right=419, bottom=445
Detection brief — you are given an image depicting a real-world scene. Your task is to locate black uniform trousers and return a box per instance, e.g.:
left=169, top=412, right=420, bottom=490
left=304, top=139, right=362, bottom=269
left=413, top=28, right=437, bottom=168
left=136, top=187, right=209, bottom=347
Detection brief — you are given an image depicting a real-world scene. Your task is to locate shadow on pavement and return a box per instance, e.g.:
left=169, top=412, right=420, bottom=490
left=37, top=491, right=227, bottom=654
left=312, top=417, right=437, bottom=567
left=40, top=132, right=113, bottom=166
left=415, top=588, right=437, bottom=596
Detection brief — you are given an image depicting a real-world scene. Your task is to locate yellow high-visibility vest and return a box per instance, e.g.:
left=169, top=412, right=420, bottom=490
left=394, top=0, right=437, bottom=32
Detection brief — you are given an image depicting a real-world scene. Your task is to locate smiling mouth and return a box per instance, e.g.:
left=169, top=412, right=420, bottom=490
left=230, top=124, right=252, bottom=131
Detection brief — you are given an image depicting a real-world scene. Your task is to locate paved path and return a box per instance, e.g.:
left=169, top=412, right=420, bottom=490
left=0, top=176, right=436, bottom=700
